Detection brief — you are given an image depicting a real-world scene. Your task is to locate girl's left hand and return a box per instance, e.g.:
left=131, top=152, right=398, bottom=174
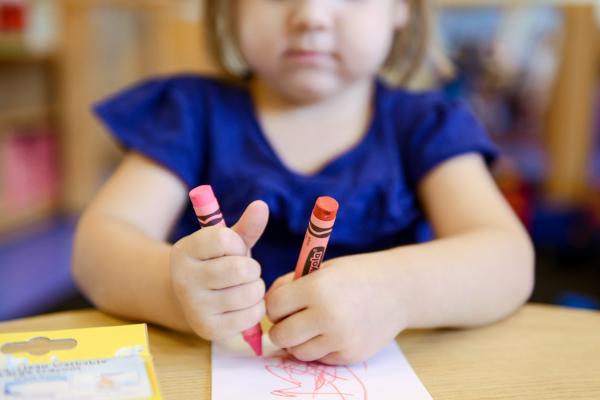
left=265, top=254, right=407, bottom=365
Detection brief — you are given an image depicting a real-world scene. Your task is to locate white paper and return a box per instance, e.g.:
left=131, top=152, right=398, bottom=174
left=212, top=334, right=432, bottom=399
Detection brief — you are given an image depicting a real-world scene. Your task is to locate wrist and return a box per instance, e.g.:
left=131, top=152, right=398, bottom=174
left=369, top=248, right=429, bottom=329
left=351, top=251, right=412, bottom=333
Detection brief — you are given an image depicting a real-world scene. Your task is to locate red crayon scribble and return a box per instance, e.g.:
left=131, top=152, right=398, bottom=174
left=263, top=353, right=368, bottom=399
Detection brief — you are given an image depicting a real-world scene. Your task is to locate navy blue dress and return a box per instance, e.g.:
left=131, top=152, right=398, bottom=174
left=94, top=75, right=497, bottom=288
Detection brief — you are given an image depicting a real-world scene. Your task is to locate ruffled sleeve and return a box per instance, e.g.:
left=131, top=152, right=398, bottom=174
left=399, top=93, right=499, bottom=187
left=93, top=76, right=207, bottom=188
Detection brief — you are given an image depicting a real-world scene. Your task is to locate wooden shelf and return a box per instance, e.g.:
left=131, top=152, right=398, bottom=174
left=0, top=106, right=54, bottom=131
left=0, top=53, right=55, bottom=66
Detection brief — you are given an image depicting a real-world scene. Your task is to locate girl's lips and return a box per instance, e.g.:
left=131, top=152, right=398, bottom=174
left=284, top=50, right=335, bottom=64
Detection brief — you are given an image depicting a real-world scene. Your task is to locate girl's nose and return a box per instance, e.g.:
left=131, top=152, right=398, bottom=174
left=289, top=0, right=333, bottom=33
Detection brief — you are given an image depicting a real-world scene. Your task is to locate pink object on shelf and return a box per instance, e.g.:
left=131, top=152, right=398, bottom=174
left=1, top=129, right=59, bottom=211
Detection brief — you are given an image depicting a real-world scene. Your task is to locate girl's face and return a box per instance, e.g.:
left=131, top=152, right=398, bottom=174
left=235, top=0, right=408, bottom=103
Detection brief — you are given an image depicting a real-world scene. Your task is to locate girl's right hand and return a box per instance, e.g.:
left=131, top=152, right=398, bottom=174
left=169, top=201, right=269, bottom=341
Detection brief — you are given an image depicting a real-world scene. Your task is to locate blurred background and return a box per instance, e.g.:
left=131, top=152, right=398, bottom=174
left=0, top=0, right=598, bottom=321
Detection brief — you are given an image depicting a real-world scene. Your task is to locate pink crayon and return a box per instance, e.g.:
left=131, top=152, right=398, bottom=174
left=189, top=185, right=263, bottom=357
left=293, top=196, right=339, bottom=280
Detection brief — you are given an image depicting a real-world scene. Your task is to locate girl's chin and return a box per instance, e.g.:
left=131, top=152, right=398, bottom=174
left=275, top=75, right=347, bottom=104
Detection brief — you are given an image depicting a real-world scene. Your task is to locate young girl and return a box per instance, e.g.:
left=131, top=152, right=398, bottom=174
left=73, top=0, right=534, bottom=365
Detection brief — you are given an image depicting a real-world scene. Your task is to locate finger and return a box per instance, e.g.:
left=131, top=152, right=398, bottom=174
left=265, top=279, right=307, bottom=324
left=200, top=256, right=261, bottom=289
left=231, top=200, right=269, bottom=249
left=265, top=272, right=294, bottom=297
left=215, top=301, right=266, bottom=340
left=210, top=279, right=265, bottom=313
left=183, top=227, right=248, bottom=260
left=318, top=352, right=356, bottom=366
left=289, top=335, right=333, bottom=363
left=269, top=310, right=320, bottom=349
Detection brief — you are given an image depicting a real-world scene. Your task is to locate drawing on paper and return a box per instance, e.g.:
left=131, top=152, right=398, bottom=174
left=263, top=351, right=369, bottom=399
left=211, top=336, right=433, bottom=400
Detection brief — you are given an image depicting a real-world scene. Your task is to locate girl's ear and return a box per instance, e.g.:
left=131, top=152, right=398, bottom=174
left=392, top=0, right=409, bottom=30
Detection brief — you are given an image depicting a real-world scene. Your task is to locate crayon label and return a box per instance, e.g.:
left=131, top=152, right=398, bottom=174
left=308, top=222, right=332, bottom=239
left=302, top=246, right=325, bottom=276
left=196, top=207, right=224, bottom=228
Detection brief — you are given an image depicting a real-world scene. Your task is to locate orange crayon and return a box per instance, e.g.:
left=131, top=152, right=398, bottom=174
left=293, top=196, right=339, bottom=280
left=189, top=185, right=263, bottom=356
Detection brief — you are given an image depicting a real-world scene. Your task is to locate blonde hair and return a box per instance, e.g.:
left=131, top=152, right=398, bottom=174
left=204, top=0, right=439, bottom=86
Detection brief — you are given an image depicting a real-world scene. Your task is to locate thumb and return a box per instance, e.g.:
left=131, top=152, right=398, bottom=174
left=231, top=200, right=269, bottom=249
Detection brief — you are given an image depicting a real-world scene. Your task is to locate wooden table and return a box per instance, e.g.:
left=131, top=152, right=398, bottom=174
left=1, top=304, right=599, bottom=399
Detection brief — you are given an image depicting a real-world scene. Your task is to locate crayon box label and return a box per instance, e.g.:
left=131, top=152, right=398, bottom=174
left=0, top=324, right=161, bottom=399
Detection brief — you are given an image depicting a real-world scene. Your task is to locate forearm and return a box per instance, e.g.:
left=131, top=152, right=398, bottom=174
left=72, top=211, right=191, bottom=332
left=366, top=227, right=534, bottom=329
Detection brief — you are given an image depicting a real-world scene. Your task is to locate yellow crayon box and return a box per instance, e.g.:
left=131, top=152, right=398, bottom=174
left=0, top=324, right=161, bottom=399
